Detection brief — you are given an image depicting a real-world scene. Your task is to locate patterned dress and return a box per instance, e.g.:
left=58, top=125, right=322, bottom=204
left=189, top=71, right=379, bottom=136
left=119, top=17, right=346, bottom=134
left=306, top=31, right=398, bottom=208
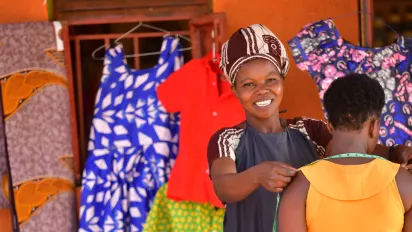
left=79, top=37, right=183, bottom=231
left=288, top=19, right=411, bottom=146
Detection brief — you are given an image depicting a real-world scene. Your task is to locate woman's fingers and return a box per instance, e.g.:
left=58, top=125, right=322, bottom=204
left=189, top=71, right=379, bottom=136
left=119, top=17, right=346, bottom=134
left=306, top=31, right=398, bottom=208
left=272, top=162, right=299, bottom=172
left=269, top=174, right=292, bottom=183
left=273, top=165, right=298, bottom=177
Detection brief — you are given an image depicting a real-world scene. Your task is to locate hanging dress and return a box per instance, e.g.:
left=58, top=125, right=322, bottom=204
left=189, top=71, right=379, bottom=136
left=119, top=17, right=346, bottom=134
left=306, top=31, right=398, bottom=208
left=79, top=37, right=183, bottom=232
left=288, top=19, right=411, bottom=146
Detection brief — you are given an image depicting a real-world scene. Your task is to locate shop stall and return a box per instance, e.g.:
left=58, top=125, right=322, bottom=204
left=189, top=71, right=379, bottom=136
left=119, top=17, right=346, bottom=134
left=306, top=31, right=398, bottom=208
left=0, top=0, right=409, bottom=231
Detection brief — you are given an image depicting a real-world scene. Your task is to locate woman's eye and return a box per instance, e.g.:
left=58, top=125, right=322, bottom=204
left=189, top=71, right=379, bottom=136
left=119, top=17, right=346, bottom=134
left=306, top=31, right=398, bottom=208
left=243, top=83, right=254, bottom=87
left=267, top=78, right=277, bottom=83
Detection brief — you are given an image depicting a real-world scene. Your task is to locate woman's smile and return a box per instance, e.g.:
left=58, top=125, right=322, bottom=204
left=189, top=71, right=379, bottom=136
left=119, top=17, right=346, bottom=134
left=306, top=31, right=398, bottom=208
left=254, top=99, right=273, bottom=107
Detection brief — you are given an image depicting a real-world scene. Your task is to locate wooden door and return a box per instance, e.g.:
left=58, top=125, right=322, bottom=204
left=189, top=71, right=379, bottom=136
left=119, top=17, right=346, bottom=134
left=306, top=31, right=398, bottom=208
left=214, top=0, right=360, bottom=120
left=189, top=12, right=226, bottom=59
left=360, top=0, right=374, bottom=47
left=61, top=21, right=81, bottom=184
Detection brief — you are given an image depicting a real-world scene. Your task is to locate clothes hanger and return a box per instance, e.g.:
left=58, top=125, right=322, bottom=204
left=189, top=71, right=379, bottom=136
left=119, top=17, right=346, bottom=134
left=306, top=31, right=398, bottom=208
left=91, top=22, right=192, bottom=61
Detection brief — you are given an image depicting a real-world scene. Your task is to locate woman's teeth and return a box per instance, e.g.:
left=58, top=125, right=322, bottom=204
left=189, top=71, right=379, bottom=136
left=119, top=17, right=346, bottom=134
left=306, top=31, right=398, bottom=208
left=255, top=100, right=272, bottom=107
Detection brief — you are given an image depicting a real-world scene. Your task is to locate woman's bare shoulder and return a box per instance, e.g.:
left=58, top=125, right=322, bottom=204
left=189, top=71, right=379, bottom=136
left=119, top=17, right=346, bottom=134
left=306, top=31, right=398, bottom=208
left=395, top=168, right=412, bottom=213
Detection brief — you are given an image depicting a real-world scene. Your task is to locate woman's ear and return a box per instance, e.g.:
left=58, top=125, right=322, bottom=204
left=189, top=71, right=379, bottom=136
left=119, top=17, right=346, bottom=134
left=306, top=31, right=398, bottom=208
left=326, top=122, right=333, bottom=133
left=368, top=117, right=380, bottom=139
left=231, top=84, right=238, bottom=97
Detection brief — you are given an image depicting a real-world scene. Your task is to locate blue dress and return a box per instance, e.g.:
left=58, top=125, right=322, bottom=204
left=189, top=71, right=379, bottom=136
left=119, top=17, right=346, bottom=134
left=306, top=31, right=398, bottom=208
left=79, top=37, right=183, bottom=231
left=288, top=19, right=411, bottom=146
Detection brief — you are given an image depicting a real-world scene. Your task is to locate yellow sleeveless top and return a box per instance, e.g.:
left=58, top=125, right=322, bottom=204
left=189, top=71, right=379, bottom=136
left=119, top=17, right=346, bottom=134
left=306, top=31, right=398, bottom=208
left=300, top=158, right=404, bottom=232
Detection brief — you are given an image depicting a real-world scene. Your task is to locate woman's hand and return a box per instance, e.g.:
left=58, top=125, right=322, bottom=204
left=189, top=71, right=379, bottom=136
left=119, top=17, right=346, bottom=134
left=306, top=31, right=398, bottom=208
left=396, top=146, right=412, bottom=171
left=252, top=161, right=298, bottom=192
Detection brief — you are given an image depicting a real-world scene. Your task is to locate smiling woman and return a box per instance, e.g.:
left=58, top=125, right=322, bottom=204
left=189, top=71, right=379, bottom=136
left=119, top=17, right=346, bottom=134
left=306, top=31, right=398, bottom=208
left=233, top=59, right=284, bottom=125
left=207, top=24, right=412, bottom=232
left=208, top=24, right=330, bottom=232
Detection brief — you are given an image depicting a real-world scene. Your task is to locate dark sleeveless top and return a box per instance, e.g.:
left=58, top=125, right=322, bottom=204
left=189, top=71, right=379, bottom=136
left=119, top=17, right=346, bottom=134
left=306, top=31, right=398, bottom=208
left=207, top=118, right=332, bottom=232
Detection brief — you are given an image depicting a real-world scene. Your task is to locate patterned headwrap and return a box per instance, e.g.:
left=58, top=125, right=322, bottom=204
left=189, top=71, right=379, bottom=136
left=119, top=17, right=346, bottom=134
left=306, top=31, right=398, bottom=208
left=220, top=24, right=290, bottom=85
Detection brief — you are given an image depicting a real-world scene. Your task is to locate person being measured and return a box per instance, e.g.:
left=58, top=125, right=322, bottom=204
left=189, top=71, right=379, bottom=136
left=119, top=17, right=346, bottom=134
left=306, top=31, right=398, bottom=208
left=278, top=73, right=412, bottom=232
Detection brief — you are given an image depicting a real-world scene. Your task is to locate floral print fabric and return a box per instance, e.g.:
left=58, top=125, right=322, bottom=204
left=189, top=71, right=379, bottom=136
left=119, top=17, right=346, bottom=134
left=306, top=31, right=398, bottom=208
left=288, top=19, right=411, bottom=146
left=380, top=100, right=411, bottom=147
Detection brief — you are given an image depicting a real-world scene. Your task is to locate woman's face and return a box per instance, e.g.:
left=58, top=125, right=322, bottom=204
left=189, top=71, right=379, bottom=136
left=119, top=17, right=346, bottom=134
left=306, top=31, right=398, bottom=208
left=233, top=59, right=284, bottom=120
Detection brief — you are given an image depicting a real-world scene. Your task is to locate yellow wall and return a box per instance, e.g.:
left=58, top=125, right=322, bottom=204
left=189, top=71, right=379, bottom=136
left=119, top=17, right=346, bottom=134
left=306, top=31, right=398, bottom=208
left=0, top=0, right=48, bottom=24
left=214, top=0, right=360, bottom=120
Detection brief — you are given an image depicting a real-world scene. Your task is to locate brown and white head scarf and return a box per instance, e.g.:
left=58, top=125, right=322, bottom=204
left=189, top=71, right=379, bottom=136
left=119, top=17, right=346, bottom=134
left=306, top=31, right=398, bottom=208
left=220, top=24, right=290, bottom=85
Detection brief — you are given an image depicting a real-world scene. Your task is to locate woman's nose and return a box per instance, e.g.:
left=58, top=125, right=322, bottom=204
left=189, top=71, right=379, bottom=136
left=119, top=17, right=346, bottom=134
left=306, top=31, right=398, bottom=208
left=256, top=84, right=269, bottom=95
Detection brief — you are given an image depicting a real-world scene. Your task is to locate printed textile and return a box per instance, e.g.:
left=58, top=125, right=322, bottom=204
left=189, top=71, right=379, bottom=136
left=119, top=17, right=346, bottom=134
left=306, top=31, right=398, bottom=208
left=143, top=183, right=225, bottom=232
left=79, top=37, right=183, bottom=231
left=288, top=19, right=411, bottom=146
left=0, top=21, right=76, bottom=232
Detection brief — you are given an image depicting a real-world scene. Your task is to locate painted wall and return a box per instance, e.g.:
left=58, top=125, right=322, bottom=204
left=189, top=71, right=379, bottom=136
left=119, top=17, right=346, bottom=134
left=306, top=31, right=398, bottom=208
left=214, top=0, right=360, bottom=120
left=0, top=0, right=48, bottom=24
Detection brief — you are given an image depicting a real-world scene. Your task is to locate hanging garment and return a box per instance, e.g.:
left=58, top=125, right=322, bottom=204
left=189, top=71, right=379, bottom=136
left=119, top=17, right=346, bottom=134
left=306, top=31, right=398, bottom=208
left=0, top=22, right=77, bottom=232
left=143, top=183, right=224, bottom=232
left=156, top=53, right=246, bottom=208
left=207, top=118, right=331, bottom=232
left=301, top=157, right=404, bottom=232
left=288, top=19, right=411, bottom=146
left=79, top=37, right=183, bottom=231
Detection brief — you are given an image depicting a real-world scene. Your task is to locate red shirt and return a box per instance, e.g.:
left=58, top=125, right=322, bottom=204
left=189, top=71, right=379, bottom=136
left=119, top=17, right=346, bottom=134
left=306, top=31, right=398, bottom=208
left=157, top=53, right=245, bottom=208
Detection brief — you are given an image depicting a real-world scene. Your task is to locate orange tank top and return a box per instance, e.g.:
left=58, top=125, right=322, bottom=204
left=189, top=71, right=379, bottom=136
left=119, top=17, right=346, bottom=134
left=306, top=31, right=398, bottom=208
left=300, top=158, right=404, bottom=232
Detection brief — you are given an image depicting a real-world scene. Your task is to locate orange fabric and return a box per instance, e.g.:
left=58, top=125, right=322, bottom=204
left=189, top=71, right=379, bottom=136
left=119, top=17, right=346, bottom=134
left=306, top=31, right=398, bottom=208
left=301, top=159, right=404, bottom=232
left=2, top=175, right=74, bottom=225
left=157, top=53, right=245, bottom=207
left=1, top=70, right=68, bottom=119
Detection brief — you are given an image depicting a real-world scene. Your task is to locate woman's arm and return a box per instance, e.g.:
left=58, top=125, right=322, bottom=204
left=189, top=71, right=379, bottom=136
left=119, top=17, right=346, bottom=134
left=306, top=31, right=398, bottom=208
left=208, top=128, right=261, bottom=203
left=278, top=171, right=309, bottom=232
left=405, top=209, right=412, bottom=232
left=208, top=127, right=297, bottom=203
left=210, top=157, right=260, bottom=203
left=211, top=158, right=297, bottom=203
left=395, top=168, right=412, bottom=232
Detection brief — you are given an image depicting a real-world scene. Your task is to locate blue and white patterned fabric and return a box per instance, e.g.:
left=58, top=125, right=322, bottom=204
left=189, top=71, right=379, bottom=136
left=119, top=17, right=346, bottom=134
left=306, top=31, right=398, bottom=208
left=79, top=37, right=183, bottom=232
